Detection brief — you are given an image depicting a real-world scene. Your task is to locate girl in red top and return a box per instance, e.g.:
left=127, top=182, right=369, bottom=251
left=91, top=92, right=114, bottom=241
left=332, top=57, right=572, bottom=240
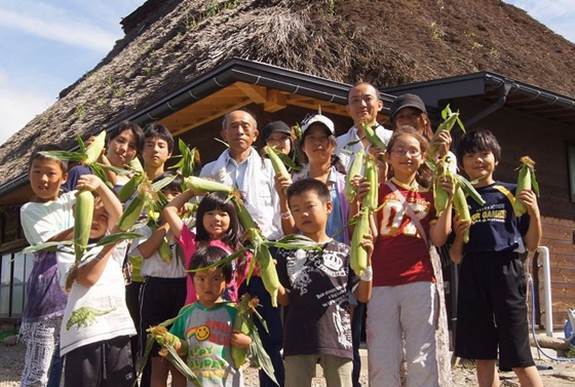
left=366, top=128, right=453, bottom=387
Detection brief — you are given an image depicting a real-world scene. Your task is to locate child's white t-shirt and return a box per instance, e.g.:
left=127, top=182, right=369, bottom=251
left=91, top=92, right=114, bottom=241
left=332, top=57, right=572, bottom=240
left=128, top=223, right=186, bottom=279
left=20, top=191, right=76, bottom=245
left=57, top=241, right=136, bottom=356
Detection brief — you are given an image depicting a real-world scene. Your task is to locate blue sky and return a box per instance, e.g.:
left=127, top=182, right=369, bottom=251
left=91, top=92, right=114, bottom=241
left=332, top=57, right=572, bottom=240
left=0, top=0, right=145, bottom=145
left=0, top=0, right=574, bottom=146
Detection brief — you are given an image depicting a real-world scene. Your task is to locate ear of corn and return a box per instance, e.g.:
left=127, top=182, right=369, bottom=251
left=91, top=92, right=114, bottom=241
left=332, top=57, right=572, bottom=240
left=118, top=192, right=146, bottom=231
left=84, top=130, right=107, bottom=165
left=183, top=176, right=234, bottom=194
left=513, top=156, right=537, bottom=217
left=232, top=196, right=281, bottom=306
left=74, top=190, right=95, bottom=262
left=455, top=174, right=485, bottom=206
left=453, top=186, right=471, bottom=243
left=362, top=123, right=387, bottom=151
left=345, top=150, right=365, bottom=201
left=350, top=209, right=369, bottom=277
left=264, top=145, right=290, bottom=179
left=231, top=294, right=255, bottom=369
left=118, top=173, right=144, bottom=203
left=257, top=245, right=280, bottom=308
left=363, top=156, right=379, bottom=211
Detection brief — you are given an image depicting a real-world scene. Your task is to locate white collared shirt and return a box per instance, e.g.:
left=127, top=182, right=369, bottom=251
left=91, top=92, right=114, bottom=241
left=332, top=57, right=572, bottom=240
left=335, top=124, right=393, bottom=170
left=200, top=148, right=282, bottom=240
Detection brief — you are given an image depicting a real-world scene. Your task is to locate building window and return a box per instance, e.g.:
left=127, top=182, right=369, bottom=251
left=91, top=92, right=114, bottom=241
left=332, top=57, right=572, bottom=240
left=0, top=253, right=11, bottom=317
left=569, top=143, right=575, bottom=203
left=0, top=250, right=34, bottom=318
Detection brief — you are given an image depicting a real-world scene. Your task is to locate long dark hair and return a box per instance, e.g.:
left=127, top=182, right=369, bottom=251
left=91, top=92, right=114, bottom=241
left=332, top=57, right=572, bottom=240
left=108, top=121, right=144, bottom=155
left=195, top=192, right=241, bottom=249
left=387, top=126, right=432, bottom=188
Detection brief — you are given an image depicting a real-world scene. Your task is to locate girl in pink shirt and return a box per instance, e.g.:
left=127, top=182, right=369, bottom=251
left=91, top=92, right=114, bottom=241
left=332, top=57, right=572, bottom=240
left=163, top=190, right=245, bottom=304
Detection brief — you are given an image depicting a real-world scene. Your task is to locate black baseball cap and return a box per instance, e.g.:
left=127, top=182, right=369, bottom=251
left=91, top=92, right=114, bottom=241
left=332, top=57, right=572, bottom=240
left=261, top=121, right=292, bottom=141
left=390, top=93, right=427, bottom=120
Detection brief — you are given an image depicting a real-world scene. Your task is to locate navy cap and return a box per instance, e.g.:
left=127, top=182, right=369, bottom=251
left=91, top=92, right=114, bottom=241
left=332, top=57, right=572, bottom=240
left=390, top=93, right=427, bottom=120
left=262, top=121, right=292, bottom=141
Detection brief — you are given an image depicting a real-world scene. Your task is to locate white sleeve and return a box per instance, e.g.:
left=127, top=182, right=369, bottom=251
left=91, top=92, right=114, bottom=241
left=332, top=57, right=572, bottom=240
left=127, top=224, right=152, bottom=258
left=20, top=193, right=76, bottom=245
left=112, top=240, right=129, bottom=265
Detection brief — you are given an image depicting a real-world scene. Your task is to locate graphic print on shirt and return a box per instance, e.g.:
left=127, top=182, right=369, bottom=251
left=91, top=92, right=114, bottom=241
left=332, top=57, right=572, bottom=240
left=185, top=319, right=233, bottom=378
left=66, top=306, right=115, bottom=330
left=379, top=195, right=430, bottom=238
left=470, top=202, right=506, bottom=225
left=287, top=249, right=312, bottom=295
left=186, top=325, right=210, bottom=341
left=332, top=304, right=353, bottom=350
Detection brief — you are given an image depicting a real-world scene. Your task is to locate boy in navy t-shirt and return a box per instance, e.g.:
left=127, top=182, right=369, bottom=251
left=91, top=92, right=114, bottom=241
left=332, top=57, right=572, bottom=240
left=450, top=130, right=543, bottom=387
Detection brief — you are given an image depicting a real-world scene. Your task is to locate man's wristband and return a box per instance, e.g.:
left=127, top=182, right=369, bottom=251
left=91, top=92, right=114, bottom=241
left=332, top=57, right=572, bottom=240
left=360, top=266, right=373, bottom=282
left=281, top=211, right=292, bottom=220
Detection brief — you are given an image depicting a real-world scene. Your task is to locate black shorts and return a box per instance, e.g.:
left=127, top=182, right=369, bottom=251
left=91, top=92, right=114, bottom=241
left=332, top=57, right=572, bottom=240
left=454, top=251, right=534, bottom=371
left=64, top=335, right=135, bottom=387
left=139, top=276, right=186, bottom=357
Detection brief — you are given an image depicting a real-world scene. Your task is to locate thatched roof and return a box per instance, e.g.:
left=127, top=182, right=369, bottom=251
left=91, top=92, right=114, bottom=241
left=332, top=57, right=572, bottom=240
left=1, top=0, right=574, bottom=190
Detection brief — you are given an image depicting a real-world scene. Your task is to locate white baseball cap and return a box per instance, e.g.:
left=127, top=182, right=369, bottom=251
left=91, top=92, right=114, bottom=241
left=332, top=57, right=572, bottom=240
left=301, top=114, right=335, bottom=134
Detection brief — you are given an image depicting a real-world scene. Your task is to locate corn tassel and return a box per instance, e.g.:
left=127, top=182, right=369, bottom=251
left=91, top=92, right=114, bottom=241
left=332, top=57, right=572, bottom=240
left=84, top=130, right=107, bottom=165
left=345, top=150, right=365, bottom=201
left=350, top=209, right=369, bottom=277
left=453, top=186, right=471, bottom=243
left=183, top=176, right=233, bottom=194
left=118, top=192, right=146, bottom=231
left=513, top=156, right=537, bottom=217
left=74, top=190, right=94, bottom=262
left=148, top=325, right=181, bottom=349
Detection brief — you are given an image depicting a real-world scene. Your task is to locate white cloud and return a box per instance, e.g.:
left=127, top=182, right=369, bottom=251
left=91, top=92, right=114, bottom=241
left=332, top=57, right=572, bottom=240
left=0, top=7, right=118, bottom=52
left=505, top=0, right=575, bottom=42
left=0, top=74, right=54, bottom=145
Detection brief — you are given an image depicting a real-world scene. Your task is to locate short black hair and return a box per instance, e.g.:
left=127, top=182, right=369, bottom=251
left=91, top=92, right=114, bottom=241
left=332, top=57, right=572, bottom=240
left=108, top=121, right=144, bottom=154
left=144, top=123, right=174, bottom=154
left=29, top=144, right=68, bottom=173
left=286, top=178, right=330, bottom=203
left=189, top=245, right=233, bottom=283
left=456, top=129, right=502, bottom=163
